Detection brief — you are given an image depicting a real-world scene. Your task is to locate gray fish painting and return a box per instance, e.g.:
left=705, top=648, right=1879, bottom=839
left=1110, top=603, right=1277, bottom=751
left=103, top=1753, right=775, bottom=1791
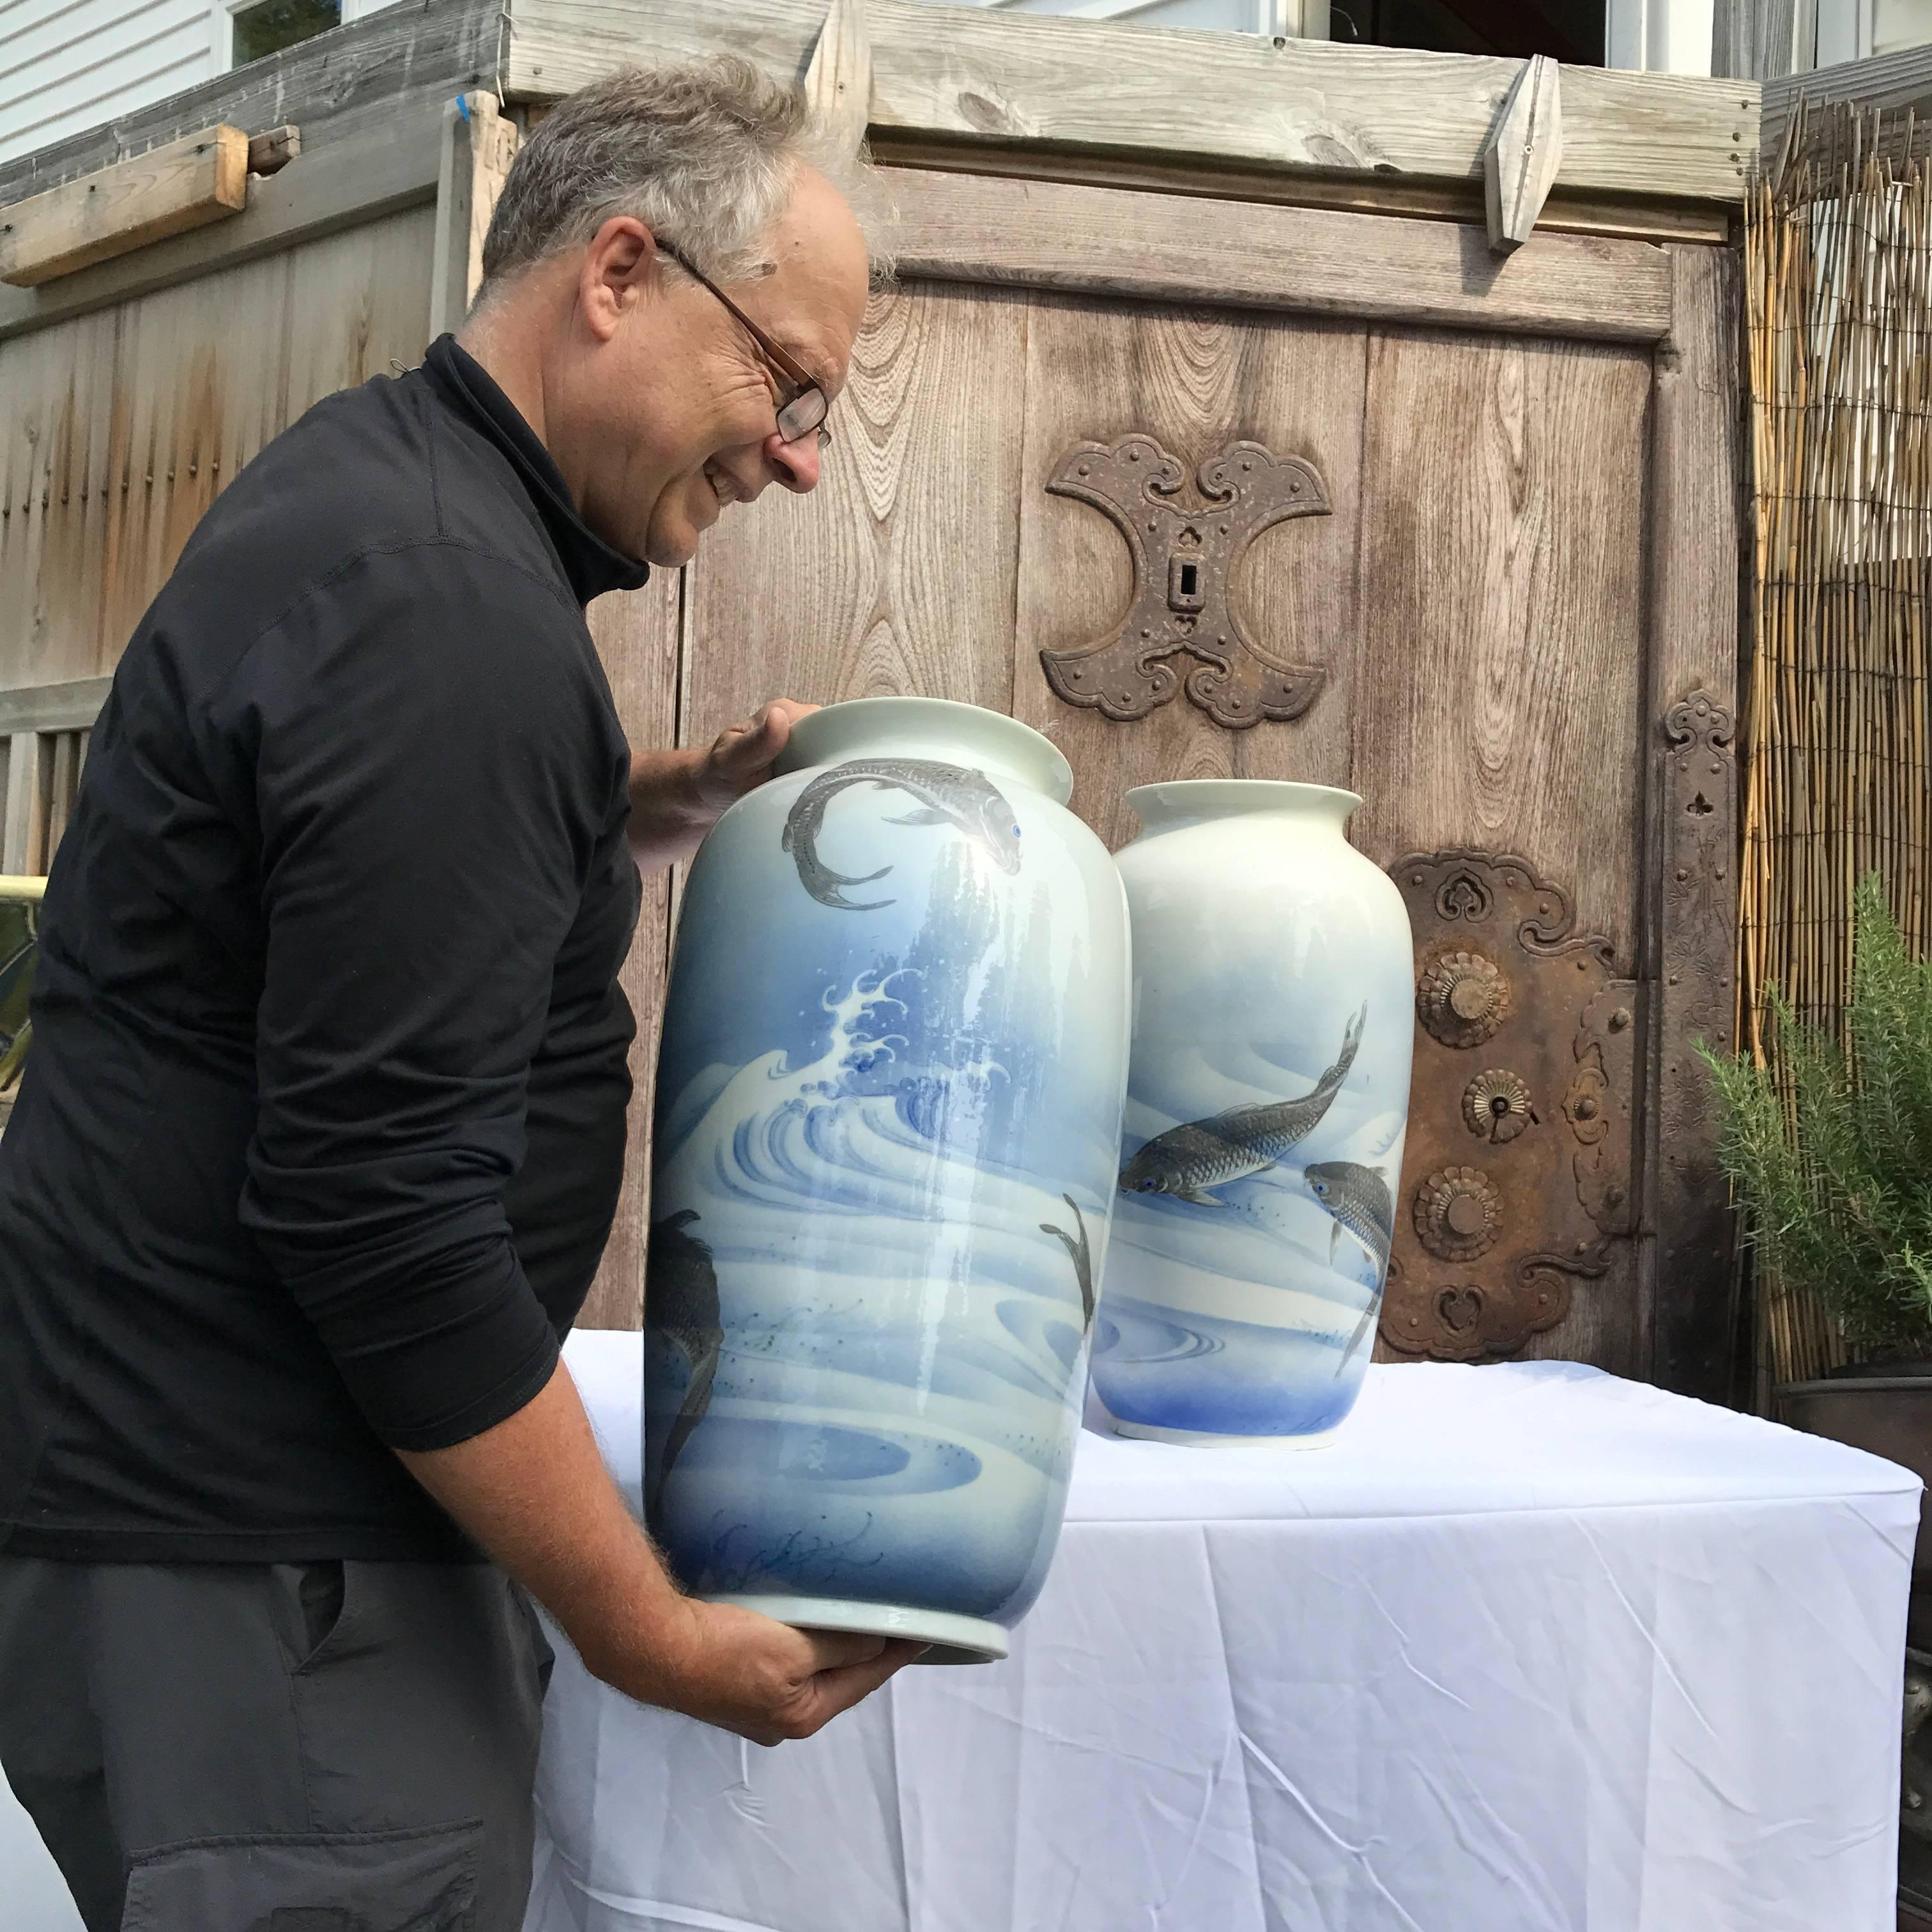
left=646, top=1208, right=722, bottom=1520
left=781, top=758, right=1023, bottom=911
left=1117, top=1006, right=1367, bottom=1206
left=1305, top=1161, right=1394, bottom=1379
left=1039, top=1193, right=1096, bottom=1328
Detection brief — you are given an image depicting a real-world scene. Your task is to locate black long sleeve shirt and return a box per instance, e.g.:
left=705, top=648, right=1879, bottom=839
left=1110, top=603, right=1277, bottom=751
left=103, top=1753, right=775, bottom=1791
left=0, top=336, right=646, bottom=1562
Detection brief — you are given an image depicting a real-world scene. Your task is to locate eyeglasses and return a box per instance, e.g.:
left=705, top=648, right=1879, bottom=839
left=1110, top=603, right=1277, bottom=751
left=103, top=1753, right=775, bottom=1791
left=658, top=239, right=832, bottom=449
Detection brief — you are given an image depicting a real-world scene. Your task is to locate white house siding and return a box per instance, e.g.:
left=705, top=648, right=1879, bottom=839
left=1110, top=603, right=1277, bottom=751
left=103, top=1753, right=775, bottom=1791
left=0, top=0, right=214, bottom=163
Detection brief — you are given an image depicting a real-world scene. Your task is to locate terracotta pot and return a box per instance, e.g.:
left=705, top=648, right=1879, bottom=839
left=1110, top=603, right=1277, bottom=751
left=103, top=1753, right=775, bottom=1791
left=1778, top=1372, right=1932, bottom=1646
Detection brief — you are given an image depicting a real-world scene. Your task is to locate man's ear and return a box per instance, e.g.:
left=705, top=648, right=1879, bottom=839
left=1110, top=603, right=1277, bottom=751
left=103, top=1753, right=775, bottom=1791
left=577, top=217, right=659, bottom=342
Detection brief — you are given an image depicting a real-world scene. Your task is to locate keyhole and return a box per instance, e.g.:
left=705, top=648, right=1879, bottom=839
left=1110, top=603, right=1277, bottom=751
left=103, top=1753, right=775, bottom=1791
left=1687, top=792, right=1714, bottom=816
left=1489, top=1095, right=1511, bottom=1119
left=1179, top=562, right=1199, bottom=597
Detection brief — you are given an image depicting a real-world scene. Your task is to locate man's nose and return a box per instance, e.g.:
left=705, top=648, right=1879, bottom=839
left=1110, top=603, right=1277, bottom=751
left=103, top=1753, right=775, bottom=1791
left=766, top=429, right=822, bottom=494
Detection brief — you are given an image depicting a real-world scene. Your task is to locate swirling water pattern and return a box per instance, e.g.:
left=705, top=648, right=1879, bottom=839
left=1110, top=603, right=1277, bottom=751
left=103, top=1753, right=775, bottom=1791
left=647, top=758, right=1128, bottom=1632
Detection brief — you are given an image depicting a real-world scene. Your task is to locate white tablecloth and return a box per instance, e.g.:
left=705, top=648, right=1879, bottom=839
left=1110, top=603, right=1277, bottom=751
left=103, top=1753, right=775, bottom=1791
left=525, top=1330, right=1921, bottom=1932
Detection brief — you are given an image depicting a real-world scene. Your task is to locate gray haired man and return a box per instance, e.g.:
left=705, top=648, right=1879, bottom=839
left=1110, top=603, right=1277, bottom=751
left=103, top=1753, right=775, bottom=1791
left=0, top=59, right=919, bottom=1932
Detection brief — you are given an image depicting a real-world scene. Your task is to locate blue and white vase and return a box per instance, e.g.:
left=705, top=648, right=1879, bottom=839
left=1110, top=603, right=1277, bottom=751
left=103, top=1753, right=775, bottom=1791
left=1092, top=782, right=1414, bottom=1446
left=644, top=698, right=1131, bottom=1662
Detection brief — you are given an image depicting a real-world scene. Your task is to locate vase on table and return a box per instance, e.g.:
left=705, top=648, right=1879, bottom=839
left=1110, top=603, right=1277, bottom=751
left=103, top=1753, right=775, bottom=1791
left=643, top=696, right=1131, bottom=1662
left=1092, top=781, right=1414, bottom=1446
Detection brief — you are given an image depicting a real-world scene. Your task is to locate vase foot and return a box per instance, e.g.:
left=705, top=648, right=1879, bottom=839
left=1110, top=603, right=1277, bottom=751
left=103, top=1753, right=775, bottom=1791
left=703, top=1593, right=1009, bottom=1666
left=1110, top=1418, right=1339, bottom=1448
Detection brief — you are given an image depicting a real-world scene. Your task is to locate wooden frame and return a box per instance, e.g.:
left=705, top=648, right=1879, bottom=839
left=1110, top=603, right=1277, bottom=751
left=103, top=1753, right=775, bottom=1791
left=0, top=678, right=109, bottom=878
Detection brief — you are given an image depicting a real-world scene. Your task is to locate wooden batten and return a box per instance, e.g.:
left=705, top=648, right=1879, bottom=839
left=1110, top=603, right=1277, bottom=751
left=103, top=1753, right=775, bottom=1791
left=1483, top=55, right=1564, bottom=252
left=803, top=0, right=872, bottom=159
left=503, top=0, right=1757, bottom=213
left=0, top=127, right=249, bottom=288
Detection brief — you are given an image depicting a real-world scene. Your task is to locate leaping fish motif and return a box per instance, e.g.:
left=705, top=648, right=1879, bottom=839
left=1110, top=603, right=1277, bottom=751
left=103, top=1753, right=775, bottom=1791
left=645, top=1208, right=722, bottom=1521
left=781, top=758, right=1023, bottom=911
left=1039, top=1193, right=1096, bottom=1328
left=1117, top=1006, right=1367, bottom=1206
left=1304, top=1160, right=1395, bottom=1379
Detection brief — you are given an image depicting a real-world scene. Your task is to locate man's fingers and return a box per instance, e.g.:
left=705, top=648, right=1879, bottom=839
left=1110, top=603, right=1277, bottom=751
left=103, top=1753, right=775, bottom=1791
left=799, top=1627, right=889, bottom=1672
left=804, top=1640, right=929, bottom=1719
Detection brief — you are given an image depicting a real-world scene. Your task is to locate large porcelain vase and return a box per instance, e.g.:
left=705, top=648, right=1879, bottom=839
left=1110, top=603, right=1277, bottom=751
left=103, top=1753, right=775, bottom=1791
left=1092, top=782, right=1414, bottom=1446
left=644, top=698, right=1131, bottom=1662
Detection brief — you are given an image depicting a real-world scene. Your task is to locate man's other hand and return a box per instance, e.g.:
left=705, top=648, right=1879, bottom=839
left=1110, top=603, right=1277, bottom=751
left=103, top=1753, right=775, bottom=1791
left=625, top=698, right=817, bottom=870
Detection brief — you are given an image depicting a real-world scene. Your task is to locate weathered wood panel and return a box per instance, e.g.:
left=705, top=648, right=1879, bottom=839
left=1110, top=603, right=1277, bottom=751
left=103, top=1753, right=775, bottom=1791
left=505, top=0, right=1757, bottom=206
left=682, top=282, right=1028, bottom=733
left=1352, top=325, right=1652, bottom=1372
left=889, top=171, right=1677, bottom=347
left=0, top=203, right=436, bottom=691
left=579, top=571, right=682, bottom=1333
left=1012, top=295, right=1370, bottom=848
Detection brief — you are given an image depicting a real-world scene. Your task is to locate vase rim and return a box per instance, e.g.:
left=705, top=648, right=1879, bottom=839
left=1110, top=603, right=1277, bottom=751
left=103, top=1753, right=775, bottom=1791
left=1126, top=779, right=1365, bottom=824
left=776, top=697, right=1074, bottom=806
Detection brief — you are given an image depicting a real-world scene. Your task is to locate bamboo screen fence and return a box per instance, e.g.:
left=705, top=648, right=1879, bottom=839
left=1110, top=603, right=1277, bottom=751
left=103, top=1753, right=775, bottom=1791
left=1742, top=103, right=1932, bottom=1394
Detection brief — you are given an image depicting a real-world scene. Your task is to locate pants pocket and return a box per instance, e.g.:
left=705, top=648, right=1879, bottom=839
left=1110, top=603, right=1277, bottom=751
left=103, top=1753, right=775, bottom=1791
left=120, top=1820, right=481, bottom=1931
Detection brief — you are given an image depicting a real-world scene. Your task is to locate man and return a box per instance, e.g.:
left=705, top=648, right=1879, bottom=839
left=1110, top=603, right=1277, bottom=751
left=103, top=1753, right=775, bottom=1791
left=0, top=59, right=919, bottom=1931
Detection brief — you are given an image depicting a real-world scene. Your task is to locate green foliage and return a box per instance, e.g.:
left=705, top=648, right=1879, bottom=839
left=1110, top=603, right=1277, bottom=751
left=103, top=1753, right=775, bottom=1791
left=1700, top=874, right=1932, bottom=1360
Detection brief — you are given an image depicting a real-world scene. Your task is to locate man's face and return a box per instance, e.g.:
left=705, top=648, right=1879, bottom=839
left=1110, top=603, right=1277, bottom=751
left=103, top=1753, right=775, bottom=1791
left=575, top=169, right=870, bottom=566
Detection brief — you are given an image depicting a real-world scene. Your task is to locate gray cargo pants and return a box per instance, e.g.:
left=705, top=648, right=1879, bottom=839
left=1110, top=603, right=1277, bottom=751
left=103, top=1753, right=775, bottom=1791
left=0, top=1557, right=553, bottom=1931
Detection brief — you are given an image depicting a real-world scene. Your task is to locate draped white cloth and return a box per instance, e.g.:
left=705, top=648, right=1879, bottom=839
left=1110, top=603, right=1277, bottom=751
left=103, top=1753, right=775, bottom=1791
left=525, top=1329, right=1920, bottom=1932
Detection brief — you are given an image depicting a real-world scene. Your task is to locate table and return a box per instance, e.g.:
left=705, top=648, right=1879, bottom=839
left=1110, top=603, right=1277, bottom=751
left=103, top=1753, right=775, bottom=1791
left=524, top=1330, right=1920, bottom=1932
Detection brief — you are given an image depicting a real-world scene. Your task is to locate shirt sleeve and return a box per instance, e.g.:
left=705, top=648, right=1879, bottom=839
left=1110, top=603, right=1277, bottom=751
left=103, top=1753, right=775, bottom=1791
left=228, top=542, right=623, bottom=1452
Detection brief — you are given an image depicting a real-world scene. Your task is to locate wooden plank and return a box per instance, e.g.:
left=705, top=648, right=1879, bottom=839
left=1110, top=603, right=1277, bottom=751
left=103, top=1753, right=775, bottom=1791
left=1351, top=326, right=1653, bottom=1375
left=1, top=127, right=249, bottom=289
left=0, top=111, right=443, bottom=347
left=682, top=282, right=1027, bottom=730
left=1714, top=0, right=1818, bottom=82
left=3, top=733, right=47, bottom=875
left=44, top=730, right=78, bottom=860
left=0, top=0, right=498, bottom=208
left=1763, top=42, right=1932, bottom=157
left=0, top=677, right=112, bottom=733
left=871, top=136, right=1736, bottom=247
left=1642, top=244, right=1744, bottom=1405
left=430, top=93, right=521, bottom=339
left=503, top=0, right=1758, bottom=206
left=1013, top=295, right=1370, bottom=850
left=247, top=127, right=302, bottom=178
left=579, top=570, right=682, bottom=1333
left=886, top=170, right=1676, bottom=347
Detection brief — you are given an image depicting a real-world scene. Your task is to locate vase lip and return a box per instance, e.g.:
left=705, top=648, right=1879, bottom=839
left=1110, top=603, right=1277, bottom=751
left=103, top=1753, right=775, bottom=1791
left=776, top=696, right=1075, bottom=806
left=1126, top=779, right=1365, bottom=827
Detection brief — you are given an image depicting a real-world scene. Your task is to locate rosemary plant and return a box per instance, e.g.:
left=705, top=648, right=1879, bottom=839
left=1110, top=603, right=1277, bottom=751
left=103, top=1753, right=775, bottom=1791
left=1701, top=874, right=1932, bottom=1363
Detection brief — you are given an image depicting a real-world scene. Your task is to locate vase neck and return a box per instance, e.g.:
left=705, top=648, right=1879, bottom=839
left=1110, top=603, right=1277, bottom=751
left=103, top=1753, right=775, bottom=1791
left=775, top=698, right=1073, bottom=805
left=1125, top=780, right=1362, bottom=839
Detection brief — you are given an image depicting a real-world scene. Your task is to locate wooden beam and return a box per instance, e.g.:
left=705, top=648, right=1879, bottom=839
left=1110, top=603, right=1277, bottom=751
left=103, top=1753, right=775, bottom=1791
left=804, top=0, right=872, bottom=157
left=502, top=0, right=1758, bottom=208
left=1713, top=0, right=1819, bottom=82
left=0, top=127, right=249, bottom=288
left=871, top=133, right=1735, bottom=245
left=0, top=678, right=112, bottom=736
left=0, top=0, right=500, bottom=209
left=0, top=113, right=443, bottom=346
left=2, top=735, right=47, bottom=877
left=1483, top=55, right=1563, bottom=254
left=1762, top=42, right=1932, bottom=158
left=885, top=168, right=1675, bottom=344
left=430, top=91, right=521, bottom=336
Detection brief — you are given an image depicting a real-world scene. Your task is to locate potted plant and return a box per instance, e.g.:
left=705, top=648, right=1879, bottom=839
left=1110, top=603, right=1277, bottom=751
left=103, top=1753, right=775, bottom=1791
left=1701, top=873, right=1932, bottom=1640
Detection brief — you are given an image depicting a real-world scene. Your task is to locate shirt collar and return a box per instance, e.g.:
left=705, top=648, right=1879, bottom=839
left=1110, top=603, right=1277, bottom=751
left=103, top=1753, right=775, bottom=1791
left=422, top=334, right=652, bottom=606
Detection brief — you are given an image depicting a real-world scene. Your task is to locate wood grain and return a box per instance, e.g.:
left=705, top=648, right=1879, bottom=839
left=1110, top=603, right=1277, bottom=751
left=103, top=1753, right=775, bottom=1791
left=579, top=571, right=682, bottom=1333
left=1351, top=325, right=1652, bottom=1372
left=0, top=675, right=111, bottom=732
left=1643, top=244, right=1744, bottom=1403
left=1014, top=293, right=1370, bottom=845
left=887, top=169, right=1676, bottom=348
left=0, top=127, right=248, bottom=289
left=505, top=0, right=1756, bottom=206
left=0, top=205, right=436, bottom=693
left=1762, top=38, right=1932, bottom=155
left=682, top=282, right=1027, bottom=734
left=430, top=93, right=521, bottom=339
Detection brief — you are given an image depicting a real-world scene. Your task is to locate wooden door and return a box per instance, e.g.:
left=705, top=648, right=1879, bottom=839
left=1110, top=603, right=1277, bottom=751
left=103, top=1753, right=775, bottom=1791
left=585, top=172, right=1741, bottom=1400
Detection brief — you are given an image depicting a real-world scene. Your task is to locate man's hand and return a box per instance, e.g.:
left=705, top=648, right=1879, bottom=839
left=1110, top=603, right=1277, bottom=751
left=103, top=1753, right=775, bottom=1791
left=627, top=698, right=816, bottom=871
left=398, top=1361, right=922, bottom=1746
left=593, top=1596, right=925, bottom=1746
